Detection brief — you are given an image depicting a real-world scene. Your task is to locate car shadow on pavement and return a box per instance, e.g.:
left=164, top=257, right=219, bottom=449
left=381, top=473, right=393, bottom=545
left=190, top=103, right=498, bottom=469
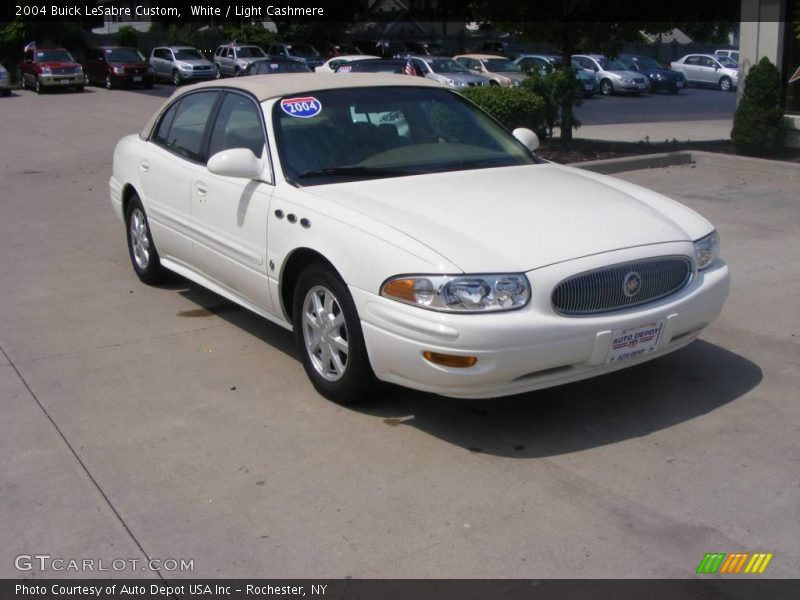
left=352, top=340, right=763, bottom=458
left=172, top=281, right=761, bottom=459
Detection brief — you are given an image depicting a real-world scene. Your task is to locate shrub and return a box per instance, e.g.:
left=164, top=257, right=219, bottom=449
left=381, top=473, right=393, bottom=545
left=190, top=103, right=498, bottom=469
left=521, top=67, right=582, bottom=144
left=117, top=25, right=138, bottom=48
left=459, top=86, right=545, bottom=133
left=731, top=57, right=788, bottom=155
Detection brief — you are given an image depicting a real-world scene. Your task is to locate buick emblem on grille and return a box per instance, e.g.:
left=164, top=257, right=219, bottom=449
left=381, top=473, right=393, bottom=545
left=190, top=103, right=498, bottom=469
left=623, top=271, right=642, bottom=297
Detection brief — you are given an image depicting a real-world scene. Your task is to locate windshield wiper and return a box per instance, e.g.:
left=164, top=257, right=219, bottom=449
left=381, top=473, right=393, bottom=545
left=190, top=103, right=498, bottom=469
left=297, top=166, right=412, bottom=179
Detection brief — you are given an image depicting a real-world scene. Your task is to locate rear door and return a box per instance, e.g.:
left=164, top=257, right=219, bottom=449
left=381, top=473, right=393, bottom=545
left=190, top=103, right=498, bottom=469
left=139, top=90, right=221, bottom=266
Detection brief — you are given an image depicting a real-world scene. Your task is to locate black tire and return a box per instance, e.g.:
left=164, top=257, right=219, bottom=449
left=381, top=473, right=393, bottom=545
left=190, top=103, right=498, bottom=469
left=125, top=195, right=167, bottom=285
left=489, top=79, right=499, bottom=86
left=105, top=75, right=113, bottom=90
left=599, top=79, right=613, bottom=96
left=171, top=69, right=181, bottom=86
left=214, top=65, right=222, bottom=79
left=35, top=77, right=43, bottom=94
left=719, top=76, right=732, bottom=92
left=292, top=264, right=376, bottom=404
left=84, top=73, right=91, bottom=86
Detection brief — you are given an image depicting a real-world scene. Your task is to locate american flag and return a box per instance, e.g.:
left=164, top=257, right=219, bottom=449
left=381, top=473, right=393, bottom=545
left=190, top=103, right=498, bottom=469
left=404, top=60, right=416, bottom=76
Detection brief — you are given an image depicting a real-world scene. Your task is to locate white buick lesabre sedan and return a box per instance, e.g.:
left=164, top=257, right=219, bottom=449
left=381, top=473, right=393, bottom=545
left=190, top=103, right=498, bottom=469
left=110, top=74, right=729, bottom=403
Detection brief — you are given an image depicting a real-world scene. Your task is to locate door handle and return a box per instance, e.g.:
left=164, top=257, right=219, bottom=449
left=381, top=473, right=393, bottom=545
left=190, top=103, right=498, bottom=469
left=195, top=182, right=207, bottom=196
left=139, top=161, right=150, bottom=173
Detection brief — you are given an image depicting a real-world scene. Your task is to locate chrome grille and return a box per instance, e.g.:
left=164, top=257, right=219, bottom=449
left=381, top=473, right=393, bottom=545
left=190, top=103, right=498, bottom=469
left=52, top=67, right=77, bottom=75
left=634, top=77, right=645, bottom=83
left=551, top=256, right=693, bottom=316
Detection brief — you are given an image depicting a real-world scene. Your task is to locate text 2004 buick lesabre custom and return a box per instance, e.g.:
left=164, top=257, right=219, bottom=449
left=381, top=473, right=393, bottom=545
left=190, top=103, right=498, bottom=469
left=110, top=74, right=729, bottom=403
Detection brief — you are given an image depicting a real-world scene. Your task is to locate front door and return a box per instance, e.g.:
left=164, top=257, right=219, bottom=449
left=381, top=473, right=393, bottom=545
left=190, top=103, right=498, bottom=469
left=191, top=92, right=275, bottom=313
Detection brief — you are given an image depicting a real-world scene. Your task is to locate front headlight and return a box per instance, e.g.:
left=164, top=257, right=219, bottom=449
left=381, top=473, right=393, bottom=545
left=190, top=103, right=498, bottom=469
left=621, top=77, right=634, bottom=83
left=694, top=230, right=720, bottom=270
left=178, top=62, right=191, bottom=70
left=381, top=274, right=531, bottom=312
left=113, top=66, right=125, bottom=74
left=40, top=66, right=52, bottom=75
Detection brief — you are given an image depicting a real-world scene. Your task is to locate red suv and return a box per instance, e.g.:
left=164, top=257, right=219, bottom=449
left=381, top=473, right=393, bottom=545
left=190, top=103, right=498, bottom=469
left=83, top=46, right=155, bottom=89
left=21, top=47, right=84, bottom=93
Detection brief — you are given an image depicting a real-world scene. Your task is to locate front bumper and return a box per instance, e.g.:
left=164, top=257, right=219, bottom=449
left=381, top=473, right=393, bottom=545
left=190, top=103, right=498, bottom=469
left=38, top=73, right=85, bottom=87
left=177, top=68, right=215, bottom=80
left=353, top=242, right=730, bottom=398
left=615, top=79, right=649, bottom=93
left=110, top=73, right=155, bottom=87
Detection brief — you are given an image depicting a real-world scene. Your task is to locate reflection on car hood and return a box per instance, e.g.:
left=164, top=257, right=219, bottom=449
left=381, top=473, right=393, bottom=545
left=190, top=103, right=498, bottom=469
left=177, top=59, right=213, bottom=66
left=304, top=163, right=710, bottom=272
left=433, top=72, right=487, bottom=83
left=605, top=69, right=645, bottom=79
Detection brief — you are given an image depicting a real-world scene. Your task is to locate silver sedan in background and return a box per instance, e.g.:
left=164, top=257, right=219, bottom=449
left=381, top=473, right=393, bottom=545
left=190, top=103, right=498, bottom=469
left=572, top=54, right=649, bottom=95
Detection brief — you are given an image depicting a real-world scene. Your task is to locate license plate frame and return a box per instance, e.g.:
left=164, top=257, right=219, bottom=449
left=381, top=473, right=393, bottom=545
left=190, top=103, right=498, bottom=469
left=605, top=320, right=665, bottom=364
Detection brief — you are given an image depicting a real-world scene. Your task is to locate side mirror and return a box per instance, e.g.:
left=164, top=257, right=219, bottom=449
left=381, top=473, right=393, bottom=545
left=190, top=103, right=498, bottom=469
left=207, top=148, right=263, bottom=179
left=512, top=128, right=539, bottom=152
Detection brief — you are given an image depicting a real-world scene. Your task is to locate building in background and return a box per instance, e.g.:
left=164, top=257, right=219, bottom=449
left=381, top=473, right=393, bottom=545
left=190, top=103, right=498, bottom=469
left=739, top=0, right=800, bottom=147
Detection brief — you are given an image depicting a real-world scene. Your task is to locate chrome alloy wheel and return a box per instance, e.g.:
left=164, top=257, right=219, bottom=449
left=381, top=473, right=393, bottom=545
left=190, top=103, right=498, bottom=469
left=302, top=285, right=349, bottom=382
left=129, top=208, right=151, bottom=270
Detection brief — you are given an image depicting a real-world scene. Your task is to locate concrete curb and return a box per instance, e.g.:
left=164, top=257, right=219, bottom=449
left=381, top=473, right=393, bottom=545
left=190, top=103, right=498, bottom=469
left=574, top=150, right=800, bottom=177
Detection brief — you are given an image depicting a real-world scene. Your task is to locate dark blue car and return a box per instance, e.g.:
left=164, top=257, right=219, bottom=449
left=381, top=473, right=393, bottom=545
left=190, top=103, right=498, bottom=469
left=619, top=54, right=686, bottom=93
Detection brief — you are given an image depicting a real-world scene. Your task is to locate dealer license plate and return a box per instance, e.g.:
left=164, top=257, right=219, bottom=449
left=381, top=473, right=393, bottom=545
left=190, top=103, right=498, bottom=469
left=584, top=84, right=594, bottom=90
left=59, top=79, right=70, bottom=84
left=605, top=320, right=665, bottom=364
left=133, top=76, right=142, bottom=82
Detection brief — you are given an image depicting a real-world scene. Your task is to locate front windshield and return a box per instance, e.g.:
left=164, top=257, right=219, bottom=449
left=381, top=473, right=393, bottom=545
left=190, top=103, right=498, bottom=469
left=237, top=46, right=266, bottom=58
left=289, top=44, right=319, bottom=57
left=36, top=50, right=74, bottom=62
left=428, top=58, right=469, bottom=73
left=482, top=59, right=521, bottom=72
left=273, top=86, right=540, bottom=185
left=718, top=56, right=738, bottom=68
left=605, top=59, right=628, bottom=71
left=105, top=48, right=145, bottom=62
left=174, top=49, right=204, bottom=61
left=634, top=56, right=662, bottom=70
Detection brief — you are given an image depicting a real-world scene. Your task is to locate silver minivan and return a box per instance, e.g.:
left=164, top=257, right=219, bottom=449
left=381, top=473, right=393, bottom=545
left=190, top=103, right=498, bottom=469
left=150, top=46, right=215, bottom=85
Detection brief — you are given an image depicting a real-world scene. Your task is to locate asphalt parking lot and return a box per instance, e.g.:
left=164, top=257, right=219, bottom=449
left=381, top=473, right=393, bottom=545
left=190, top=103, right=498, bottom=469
left=1, top=86, right=798, bottom=579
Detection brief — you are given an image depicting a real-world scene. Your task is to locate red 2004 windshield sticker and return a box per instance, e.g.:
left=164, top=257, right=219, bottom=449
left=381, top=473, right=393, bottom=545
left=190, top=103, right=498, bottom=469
left=280, top=96, right=322, bottom=118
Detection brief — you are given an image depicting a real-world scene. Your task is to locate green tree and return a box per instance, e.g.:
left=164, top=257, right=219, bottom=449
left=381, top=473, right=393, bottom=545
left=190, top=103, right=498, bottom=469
left=117, top=25, right=138, bottom=48
left=731, top=57, right=788, bottom=155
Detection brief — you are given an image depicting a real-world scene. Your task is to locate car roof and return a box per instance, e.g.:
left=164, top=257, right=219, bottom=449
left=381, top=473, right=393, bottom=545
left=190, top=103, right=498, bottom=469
left=455, top=54, right=506, bottom=60
left=140, top=73, right=444, bottom=137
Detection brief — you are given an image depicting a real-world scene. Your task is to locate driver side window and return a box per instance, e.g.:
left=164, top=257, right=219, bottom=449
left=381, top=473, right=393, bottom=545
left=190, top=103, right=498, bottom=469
left=208, top=93, right=266, bottom=160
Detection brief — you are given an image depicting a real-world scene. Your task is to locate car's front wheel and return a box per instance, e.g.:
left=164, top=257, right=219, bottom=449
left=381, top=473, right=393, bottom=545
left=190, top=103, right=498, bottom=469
left=719, top=76, right=733, bottom=92
left=293, top=265, right=375, bottom=404
left=35, top=77, right=43, bottom=94
left=171, top=69, right=181, bottom=86
left=600, top=79, right=613, bottom=95
left=105, top=75, right=113, bottom=90
left=125, top=195, right=167, bottom=284
left=214, top=65, right=222, bottom=79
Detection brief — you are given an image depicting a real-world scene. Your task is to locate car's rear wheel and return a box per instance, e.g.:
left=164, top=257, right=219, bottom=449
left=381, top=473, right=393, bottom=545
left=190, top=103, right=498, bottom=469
left=719, top=76, right=732, bottom=92
left=125, top=195, right=167, bottom=285
left=600, top=79, right=613, bottom=95
left=293, top=265, right=375, bottom=404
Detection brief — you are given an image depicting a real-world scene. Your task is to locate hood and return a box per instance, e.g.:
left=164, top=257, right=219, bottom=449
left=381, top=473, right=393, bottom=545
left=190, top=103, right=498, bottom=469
left=301, top=163, right=709, bottom=272
left=496, top=71, right=526, bottom=82
left=37, top=60, right=79, bottom=68
left=109, top=61, right=151, bottom=68
left=441, top=72, right=488, bottom=83
left=178, top=58, right=213, bottom=66
left=606, top=69, right=645, bottom=80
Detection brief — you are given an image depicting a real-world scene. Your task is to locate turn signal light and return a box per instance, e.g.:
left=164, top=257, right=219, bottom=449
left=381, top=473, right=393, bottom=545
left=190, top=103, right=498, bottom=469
left=423, top=351, right=478, bottom=368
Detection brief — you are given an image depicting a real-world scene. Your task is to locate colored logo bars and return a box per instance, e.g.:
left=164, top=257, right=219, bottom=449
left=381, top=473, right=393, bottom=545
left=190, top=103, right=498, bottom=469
left=696, top=552, right=773, bottom=574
